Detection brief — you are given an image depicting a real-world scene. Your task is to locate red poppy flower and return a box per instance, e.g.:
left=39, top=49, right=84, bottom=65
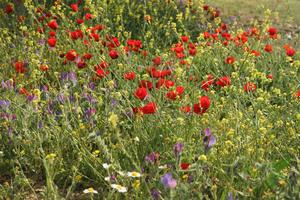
left=70, top=3, right=78, bottom=12
left=200, top=96, right=211, bottom=109
left=48, top=20, right=58, bottom=30
left=180, top=162, right=190, bottom=170
left=264, top=44, right=273, bottom=53
left=48, top=37, right=56, bottom=47
left=5, top=4, right=14, bottom=14
left=268, top=27, right=277, bottom=36
left=176, top=86, right=184, bottom=96
left=153, top=56, right=162, bottom=65
left=66, top=50, right=77, bottom=61
left=216, top=76, right=231, bottom=87
left=134, top=87, right=148, bottom=100
left=226, top=56, right=235, bottom=64
left=194, top=96, right=211, bottom=114
left=85, top=13, right=93, bottom=20
left=189, top=48, right=197, bottom=56
left=124, top=71, right=135, bottom=80
left=244, top=82, right=257, bottom=92
left=166, top=91, right=177, bottom=100
left=267, top=74, right=273, bottom=79
left=181, top=36, right=189, bottom=43
left=96, top=68, right=109, bottom=78
left=251, top=50, right=260, bottom=57
left=109, top=50, right=119, bottom=59
left=296, top=90, right=300, bottom=98
left=201, top=79, right=214, bottom=91
left=141, top=102, right=157, bottom=114
left=76, top=18, right=84, bottom=24
left=286, top=48, right=296, bottom=57
left=165, top=80, right=174, bottom=88
left=14, top=61, right=26, bottom=73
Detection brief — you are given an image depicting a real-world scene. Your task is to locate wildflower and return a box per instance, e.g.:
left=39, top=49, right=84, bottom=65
left=108, top=112, right=118, bottom=129
left=134, top=87, right=148, bottom=100
left=83, top=187, right=98, bottom=194
left=151, top=188, right=161, bottom=199
left=216, top=76, right=231, bottom=87
left=193, top=96, right=211, bottom=114
left=145, top=152, right=160, bottom=164
left=66, top=50, right=77, bottom=61
left=48, top=20, right=58, bottom=30
left=70, top=3, right=78, bottom=12
left=244, top=82, right=257, bottom=92
left=0, top=100, right=10, bottom=110
left=124, top=71, right=135, bottom=80
left=198, top=154, right=207, bottom=161
left=111, top=184, right=127, bottom=193
left=264, top=44, right=273, bottom=53
left=109, top=50, right=119, bottom=59
left=141, top=102, right=157, bottom=114
left=5, top=4, right=14, bottom=14
left=14, top=61, right=26, bottom=73
left=181, top=36, right=189, bottom=43
left=48, top=37, right=56, bottom=47
left=127, top=171, right=142, bottom=178
left=161, top=173, right=177, bottom=189
left=102, top=163, right=111, bottom=169
left=132, top=180, right=140, bottom=189
left=285, top=46, right=296, bottom=57
left=173, top=143, right=184, bottom=157
left=226, top=56, right=235, bottom=64
left=203, top=128, right=216, bottom=152
left=180, top=162, right=190, bottom=170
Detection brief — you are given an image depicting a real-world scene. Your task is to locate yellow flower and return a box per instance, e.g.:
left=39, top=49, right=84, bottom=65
left=108, top=112, right=119, bottom=129
left=132, top=180, right=140, bottom=189
left=199, top=154, right=207, bottom=162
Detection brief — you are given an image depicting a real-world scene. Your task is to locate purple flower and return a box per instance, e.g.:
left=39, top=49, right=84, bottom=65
left=0, top=100, right=10, bottom=109
left=88, top=82, right=95, bottom=90
left=203, top=128, right=216, bottom=152
left=145, top=152, right=160, bottom=164
left=27, top=94, right=37, bottom=102
left=173, top=143, right=184, bottom=157
left=151, top=188, right=161, bottom=199
left=1, top=80, right=14, bottom=90
left=161, top=173, right=177, bottom=189
left=60, top=71, right=77, bottom=85
left=84, top=108, right=96, bottom=119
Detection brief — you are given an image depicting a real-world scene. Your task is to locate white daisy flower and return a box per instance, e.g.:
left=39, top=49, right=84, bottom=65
left=127, top=171, right=142, bottom=178
left=83, top=187, right=98, bottom=194
left=111, top=184, right=127, bottom=193
left=104, top=176, right=110, bottom=181
left=102, top=163, right=111, bottom=169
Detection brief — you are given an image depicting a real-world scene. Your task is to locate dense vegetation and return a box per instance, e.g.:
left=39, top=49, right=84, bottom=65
left=0, top=1, right=299, bottom=199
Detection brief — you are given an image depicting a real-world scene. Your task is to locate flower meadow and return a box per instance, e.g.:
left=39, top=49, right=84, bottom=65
left=0, top=0, right=300, bottom=199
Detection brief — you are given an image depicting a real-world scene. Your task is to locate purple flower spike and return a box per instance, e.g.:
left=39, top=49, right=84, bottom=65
left=145, top=152, right=159, bottom=164
left=173, top=143, right=184, bottom=157
left=151, top=188, right=161, bottom=199
left=203, top=128, right=216, bottom=152
left=161, top=173, right=177, bottom=189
